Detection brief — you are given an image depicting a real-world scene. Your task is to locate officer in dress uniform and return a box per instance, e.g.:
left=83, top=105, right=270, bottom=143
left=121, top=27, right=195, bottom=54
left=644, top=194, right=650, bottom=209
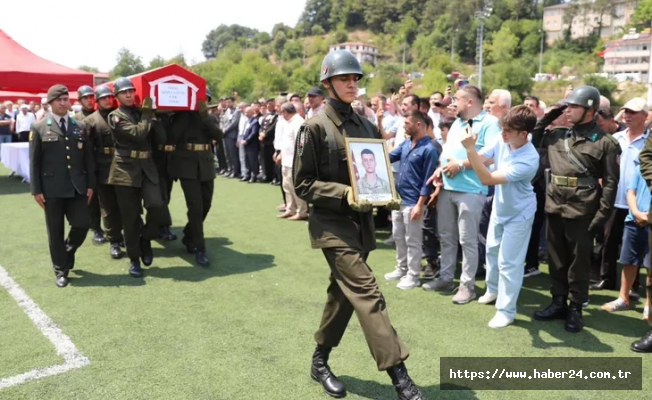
left=293, top=50, right=423, bottom=400
left=83, top=85, right=124, bottom=259
left=74, top=85, right=106, bottom=245
left=168, top=89, right=222, bottom=267
left=531, top=86, right=621, bottom=333
left=29, top=85, right=95, bottom=287
left=107, top=77, right=167, bottom=278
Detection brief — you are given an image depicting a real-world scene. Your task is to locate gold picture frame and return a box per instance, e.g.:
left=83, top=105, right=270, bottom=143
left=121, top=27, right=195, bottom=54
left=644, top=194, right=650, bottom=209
left=344, top=137, right=398, bottom=206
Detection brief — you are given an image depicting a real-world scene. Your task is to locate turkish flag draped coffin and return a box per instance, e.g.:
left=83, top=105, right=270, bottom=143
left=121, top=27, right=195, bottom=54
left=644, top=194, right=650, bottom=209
left=103, top=64, right=207, bottom=111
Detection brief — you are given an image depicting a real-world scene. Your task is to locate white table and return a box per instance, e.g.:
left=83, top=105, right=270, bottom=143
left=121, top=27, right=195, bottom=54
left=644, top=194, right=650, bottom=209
left=0, top=142, right=30, bottom=183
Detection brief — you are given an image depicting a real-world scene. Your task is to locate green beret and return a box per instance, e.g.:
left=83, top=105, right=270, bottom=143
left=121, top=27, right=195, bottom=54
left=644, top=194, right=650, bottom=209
left=47, top=84, right=69, bottom=103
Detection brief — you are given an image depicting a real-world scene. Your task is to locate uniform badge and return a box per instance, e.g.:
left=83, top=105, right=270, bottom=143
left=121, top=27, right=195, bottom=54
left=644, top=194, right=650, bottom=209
left=113, top=116, right=120, bottom=123
left=587, top=99, right=594, bottom=107
left=322, top=66, right=328, bottom=75
left=28, top=131, right=33, bottom=141
left=78, top=141, right=84, bottom=150
left=298, top=127, right=308, bottom=156
left=590, top=133, right=598, bottom=142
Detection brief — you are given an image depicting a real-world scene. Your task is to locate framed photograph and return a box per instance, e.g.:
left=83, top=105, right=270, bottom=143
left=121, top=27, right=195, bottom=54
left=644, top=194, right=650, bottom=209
left=344, top=138, right=398, bottom=206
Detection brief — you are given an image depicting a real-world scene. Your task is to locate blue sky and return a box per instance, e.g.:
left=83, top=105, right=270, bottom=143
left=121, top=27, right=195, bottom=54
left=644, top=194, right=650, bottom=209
left=4, top=0, right=307, bottom=72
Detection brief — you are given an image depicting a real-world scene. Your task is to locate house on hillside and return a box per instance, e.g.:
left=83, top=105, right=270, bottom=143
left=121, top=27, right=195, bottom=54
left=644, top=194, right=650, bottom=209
left=601, top=29, right=651, bottom=83
left=328, top=42, right=378, bottom=66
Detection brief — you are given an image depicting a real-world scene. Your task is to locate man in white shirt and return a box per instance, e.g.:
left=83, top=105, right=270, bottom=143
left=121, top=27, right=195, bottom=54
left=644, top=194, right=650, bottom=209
left=276, top=102, right=307, bottom=220
left=14, top=104, right=36, bottom=142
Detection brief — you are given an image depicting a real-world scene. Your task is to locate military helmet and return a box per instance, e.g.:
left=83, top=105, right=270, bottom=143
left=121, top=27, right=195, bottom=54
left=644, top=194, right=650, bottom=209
left=564, top=86, right=601, bottom=111
left=77, top=85, right=94, bottom=99
left=206, top=87, right=212, bottom=102
left=113, top=77, right=135, bottom=95
left=320, top=50, right=363, bottom=82
left=94, top=85, right=113, bottom=101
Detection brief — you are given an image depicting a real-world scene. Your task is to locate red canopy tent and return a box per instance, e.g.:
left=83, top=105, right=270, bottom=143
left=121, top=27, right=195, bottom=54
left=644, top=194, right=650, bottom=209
left=0, top=90, right=78, bottom=103
left=0, top=29, right=93, bottom=95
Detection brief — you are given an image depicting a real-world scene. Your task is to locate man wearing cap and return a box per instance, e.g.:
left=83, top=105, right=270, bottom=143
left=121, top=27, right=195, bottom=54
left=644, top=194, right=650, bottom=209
left=293, top=50, right=422, bottom=400
left=74, top=85, right=107, bottom=245
left=83, top=85, right=124, bottom=260
left=532, top=86, right=621, bottom=333
left=306, top=87, right=325, bottom=119
left=108, top=77, right=168, bottom=278
left=29, top=84, right=95, bottom=287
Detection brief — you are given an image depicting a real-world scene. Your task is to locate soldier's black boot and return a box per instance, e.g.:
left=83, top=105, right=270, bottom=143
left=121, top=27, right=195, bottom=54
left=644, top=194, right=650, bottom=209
left=182, top=237, right=197, bottom=254
left=129, top=259, right=143, bottom=278
left=310, top=345, right=346, bottom=398
left=631, top=328, right=652, bottom=353
left=158, top=226, right=177, bottom=241
left=533, top=295, right=568, bottom=321
left=110, top=243, right=123, bottom=259
left=93, top=229, right=107, bottom=245
left=387, top=362, right=424, bottom=400
left=140, top=237, right=153, bottom=266
left=196, top=251, right=210, bottom=268
left=64, top=241, right=76, bottom=271
left=565, top=302, right=584, bottom=333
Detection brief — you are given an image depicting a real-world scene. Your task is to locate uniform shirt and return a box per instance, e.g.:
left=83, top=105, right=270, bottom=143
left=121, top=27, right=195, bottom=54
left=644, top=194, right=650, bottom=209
left=15, top=112, right=36, bottom=132
left=480, top=139, right=539, bottom=223
left=279, top=114, right=304, bottom=168
left=357, top=174, right=391, bottom=195
left=626, top=165, right=651, bottom=223
left=389, top=136, right=439, bottom=207
left=441, top=111, right=502, bottom=195
left=613, top=129, right=649, bottom=209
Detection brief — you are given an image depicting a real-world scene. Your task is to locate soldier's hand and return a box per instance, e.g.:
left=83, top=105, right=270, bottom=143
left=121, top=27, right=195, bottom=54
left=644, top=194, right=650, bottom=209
left=199, top=100, right=208, bottom=117
left=141, top=97, right=154, bottom=116
left=344, top=187, right=373, bottom=213
left=385, top=198, right=401, bottom=211
left=87, top=189, right=94, bottom=204
left=33, top=194, right=46, bottom=210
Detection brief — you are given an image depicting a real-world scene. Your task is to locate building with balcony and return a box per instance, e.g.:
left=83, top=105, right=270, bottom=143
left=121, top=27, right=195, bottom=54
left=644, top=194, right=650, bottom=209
left=93, top=72, right=110, bottom=86
left=328, top=42, right=378, bottom=65
left=543, top=0, right=639, bottom=45
left=601, top=29, right=651, bottom=82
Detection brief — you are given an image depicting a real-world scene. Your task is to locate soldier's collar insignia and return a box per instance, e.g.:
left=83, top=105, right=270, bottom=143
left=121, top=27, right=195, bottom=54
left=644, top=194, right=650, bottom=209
left=46, top=118, right=52, bottom=126
left=113, top=116, right=120, bottom=123
left=590, top=133, right=598, bottom=142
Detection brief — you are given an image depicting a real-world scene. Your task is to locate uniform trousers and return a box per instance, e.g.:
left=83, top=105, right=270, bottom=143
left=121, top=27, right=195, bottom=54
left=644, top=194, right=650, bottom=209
left=114, top=180, right=165, bottom=260
left=595, top=208, right=629, bottom=284
left=97, top=183, right=124, bottom=244
left=44, top=194, right=90, bottom=277
left=88, top=191, right=102, bottom=232
left=547, top=214, right=593, bottom=304
left=525, top=183, right=546, bottom=269
left=180, top=179, right=214, bottom=251
left=154, top=159, right=174, bottom=227
left=316, top=247, right=409, bottom=371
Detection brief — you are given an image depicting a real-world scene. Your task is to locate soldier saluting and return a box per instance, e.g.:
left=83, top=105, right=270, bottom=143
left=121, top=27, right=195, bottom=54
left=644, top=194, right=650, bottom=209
left=29, top=84, right=95, bottom=288
left=293, top=50, right=423, bottom=400
left=74, top=84, right=107, bottom=245
left=532, top=86, right=621, bottom=332
left=108, top=77, right=167, bottom=278
left=83, top=85, right=124, bottom=260
left=168, top=88, right=222, bottom=267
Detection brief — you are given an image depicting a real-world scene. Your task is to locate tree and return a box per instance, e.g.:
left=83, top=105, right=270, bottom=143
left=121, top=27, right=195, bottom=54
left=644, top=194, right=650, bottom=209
left=591, top=0, right=618, bottom=37
left=273, top=32, right=288, bottom=56
left=192, top=58, right=235, bottom=97
left=167, top=54, right=188, bottom=68
left=148, top=56, right=166, bottom=70
left=78, top=65, right=99, bottom=73
left=584, top=75, right=617, bottom=103
left=282, top=41, right=305, bottom=61
left=633, top=0, right=652, bottom=27
left=299, top=0, right=335, bottom=35
left=311, top=25, right=326, bottom=35
left=221, top=65, right=256, bottom=100
left=483, top=60, right=534, bottom=104
left=201, top=24, right=259, bottom=58
left=422, top=70, right=449, bottom=95
left=110, top=48, right=144, bottom=79
left=488, top=26, right=519, bottom=63
left=331, top=30, right=348, bottom=44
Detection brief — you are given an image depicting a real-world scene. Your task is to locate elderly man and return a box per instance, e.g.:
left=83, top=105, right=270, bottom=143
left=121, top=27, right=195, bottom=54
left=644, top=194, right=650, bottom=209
left=487, top=89, right=511, bottom=119
left=276, top=102, right=307, bottom=220
left=240, top=106, right=261, bottom=183
left=14, top=104, right=36, bottom=142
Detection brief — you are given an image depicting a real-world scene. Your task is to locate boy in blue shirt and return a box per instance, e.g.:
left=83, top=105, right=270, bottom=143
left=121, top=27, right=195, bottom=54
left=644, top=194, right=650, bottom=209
left=384, top=110, right=439, bottom=289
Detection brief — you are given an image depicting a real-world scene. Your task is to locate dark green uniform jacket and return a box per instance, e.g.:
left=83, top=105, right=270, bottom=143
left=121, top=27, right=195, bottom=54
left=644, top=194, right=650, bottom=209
left=73, top=107, right=94, bottom=122
left=532, top=114, right=620, bottom=229
left=293, top=101, right=379, bottom=252
left=168, top=111, right=223, bottom=182
left=107, top=106, right=164, bottom=187
left=83, top=109, right=115, bottom=185
left=29, top=116, right=95, bottom=197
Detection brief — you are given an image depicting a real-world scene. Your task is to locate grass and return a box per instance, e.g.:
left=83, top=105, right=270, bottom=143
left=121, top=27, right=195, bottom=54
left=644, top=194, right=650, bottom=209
left=0, top=165, right=650, bottom=400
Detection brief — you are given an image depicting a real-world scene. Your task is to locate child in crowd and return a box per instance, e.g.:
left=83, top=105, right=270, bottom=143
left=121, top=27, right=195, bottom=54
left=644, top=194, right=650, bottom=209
left=602, top=159, right=651, bottom=320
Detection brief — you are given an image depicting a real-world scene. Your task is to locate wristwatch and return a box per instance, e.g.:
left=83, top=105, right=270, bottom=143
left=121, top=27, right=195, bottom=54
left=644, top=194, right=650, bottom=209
left=458, top=161, right=465, bottom=172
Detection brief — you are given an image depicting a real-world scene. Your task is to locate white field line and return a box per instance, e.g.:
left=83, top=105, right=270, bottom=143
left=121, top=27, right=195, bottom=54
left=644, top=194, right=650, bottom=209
left=0, top=264, right=89, bottom=389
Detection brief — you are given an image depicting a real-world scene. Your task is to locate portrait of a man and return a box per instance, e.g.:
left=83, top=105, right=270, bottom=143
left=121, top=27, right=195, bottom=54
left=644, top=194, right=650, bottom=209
left=357, top=148, right=391, bottom=195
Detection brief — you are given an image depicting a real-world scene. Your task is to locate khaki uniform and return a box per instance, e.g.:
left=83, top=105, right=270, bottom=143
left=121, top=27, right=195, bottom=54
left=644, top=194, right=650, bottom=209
left=29, top=116, right=95, bottom=277
left=357, top=175, right=391, bottom=195
left=84, top=109, right=124, bottom=244
left=107, top=105, right=167, bottom=260
left=532, top=120, right=620, bottom=304
left=168, top=111, right=223, bottom=250
left=293, top=102, right=408, bottom=371
left=74, top=107, right=102, bottom=233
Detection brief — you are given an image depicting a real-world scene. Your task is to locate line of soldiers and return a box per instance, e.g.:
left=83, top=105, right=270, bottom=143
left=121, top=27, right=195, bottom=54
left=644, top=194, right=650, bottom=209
left=29, top=80, right=221, bottom=288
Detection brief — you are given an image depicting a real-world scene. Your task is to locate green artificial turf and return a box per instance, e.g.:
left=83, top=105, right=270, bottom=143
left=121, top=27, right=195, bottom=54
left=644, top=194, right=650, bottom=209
left=0, top=166, right=650, bottom=400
